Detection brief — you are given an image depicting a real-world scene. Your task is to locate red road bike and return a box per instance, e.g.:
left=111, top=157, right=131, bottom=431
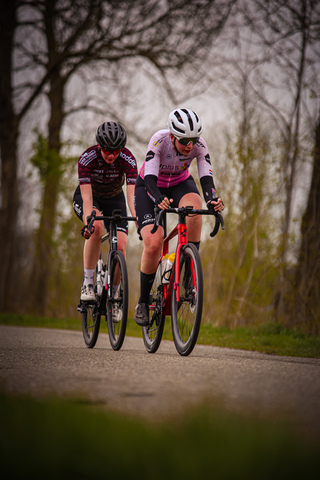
left=142, top=205, right=224, bottom=356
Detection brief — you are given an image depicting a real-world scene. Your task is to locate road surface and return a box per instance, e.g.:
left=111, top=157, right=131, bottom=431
left=0, top=325, right=319, bottom=436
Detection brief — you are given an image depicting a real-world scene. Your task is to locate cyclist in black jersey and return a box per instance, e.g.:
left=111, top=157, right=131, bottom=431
left=73, top=121, right=138, bottom=308
left=134, top=108, right=224, bottom=326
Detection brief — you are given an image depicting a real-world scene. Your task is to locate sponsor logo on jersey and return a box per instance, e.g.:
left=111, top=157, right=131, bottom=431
left=205, top=153, right=211, bottom=164
left=180, top=162, right=190, bottom=170
left=146, top=150, right=155, bottom=162
left=153, top=137, right=163, bottom=147
left=120, top=151, right=136, bottom=168
left=79, top=177, right=91, bottom=184
left=159, top=163, right=182, bottom=173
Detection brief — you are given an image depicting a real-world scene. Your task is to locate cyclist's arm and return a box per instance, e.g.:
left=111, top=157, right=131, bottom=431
left=200, top=176, right=224, bottom=211
left=126, top=184, right=136, bottom=218
left=80, top=184, right=94, bottom=238
left=200, top=175, right=216, bottom=204
left=144, top=174, right=172, bottom=209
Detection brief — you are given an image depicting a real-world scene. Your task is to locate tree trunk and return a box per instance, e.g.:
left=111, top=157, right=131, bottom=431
left=0, top=0, right=19, bottom=311
left=292, top=115, right=320, bottom=334
left=29, top=73, right=65, bottom=314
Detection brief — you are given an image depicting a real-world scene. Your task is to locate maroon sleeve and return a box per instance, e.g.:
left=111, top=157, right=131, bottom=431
left=78, top=146, right=97, bottom=185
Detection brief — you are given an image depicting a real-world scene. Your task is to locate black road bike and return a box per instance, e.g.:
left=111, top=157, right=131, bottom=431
left=78, top=209, right=136, bottom=350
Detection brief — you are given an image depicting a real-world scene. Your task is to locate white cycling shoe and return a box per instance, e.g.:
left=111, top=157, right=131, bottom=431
left=112, top=303, right=122, bottom=323
left=80, top=284, right=95, bottom=302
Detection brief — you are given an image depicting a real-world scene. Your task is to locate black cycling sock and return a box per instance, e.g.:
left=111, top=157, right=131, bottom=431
left=139, top=271, right=156, bottom=304
left=190, top=241, right=200, bottom=250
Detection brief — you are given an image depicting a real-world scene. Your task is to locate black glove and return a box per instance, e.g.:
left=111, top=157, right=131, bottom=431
left=156, top=194, right=166, bottom=205
left=207, top=197, right=225, bottom=212
left=81, top=224, right=95, bottom=237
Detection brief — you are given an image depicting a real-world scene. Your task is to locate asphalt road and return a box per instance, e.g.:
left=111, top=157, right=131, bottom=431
left=1, top=325, right=319, bottom=436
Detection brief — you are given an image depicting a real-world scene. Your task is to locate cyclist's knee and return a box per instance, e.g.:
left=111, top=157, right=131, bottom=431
left=179, top=192, right=202, bottom=209
left=117, top=232, right=127, bottom=254
left=91, top=220, right=104, bottom=238
left=144, top=236, right=162, bottom=258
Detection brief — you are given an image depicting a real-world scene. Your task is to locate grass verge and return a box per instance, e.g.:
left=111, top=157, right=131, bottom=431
left=0, top=391, right=319, bottom=480
left=0, top=312, right=319, bottom=358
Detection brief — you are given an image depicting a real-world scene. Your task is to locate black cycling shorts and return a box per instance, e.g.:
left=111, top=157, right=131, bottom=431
left=134, top=175, right=200, bottom=232
left=73, top=185, right=128, bottom=234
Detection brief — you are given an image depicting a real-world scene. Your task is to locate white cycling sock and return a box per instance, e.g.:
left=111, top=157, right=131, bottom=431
left=83, top=268, right=95, bottom=285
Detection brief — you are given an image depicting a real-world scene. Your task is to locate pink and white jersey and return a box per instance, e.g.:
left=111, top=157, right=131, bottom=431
left=139, top=129, right=213, bottom=187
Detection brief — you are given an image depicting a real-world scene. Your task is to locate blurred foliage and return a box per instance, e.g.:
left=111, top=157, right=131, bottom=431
left=0, top=391, right=319, bottom=480
left=201, top=122, right=281, bottom=327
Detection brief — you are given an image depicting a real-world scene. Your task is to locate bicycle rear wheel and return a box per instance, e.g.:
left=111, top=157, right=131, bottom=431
left=142, top=264, right=165, bottom=354
left=171, top=243, right=203, bottom=356
left=107, top=250, right=128, bottom=351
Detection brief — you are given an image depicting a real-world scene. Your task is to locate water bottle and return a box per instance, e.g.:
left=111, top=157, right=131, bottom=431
left=96, top=259, right=104, bottom=296
left=161, top=253, right=176, bottom=284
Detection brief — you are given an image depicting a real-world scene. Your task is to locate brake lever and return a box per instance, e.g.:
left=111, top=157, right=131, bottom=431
left=150, top=206, right=162, bottom=234
left=209, top=211, right=224, bottom=238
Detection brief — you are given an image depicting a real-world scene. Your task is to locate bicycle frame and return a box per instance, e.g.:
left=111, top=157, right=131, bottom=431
left=157, top=215, right=186, bottom=314
left=152, top=206, right=224, bottom=312
left=88, top=209, right=136, bottom=300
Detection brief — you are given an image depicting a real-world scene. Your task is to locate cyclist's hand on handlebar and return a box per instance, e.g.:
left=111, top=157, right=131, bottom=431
left=81, top=224, right=95, bottom=239
left=81, top=225, right=92, bottom=239
left=157, top=195, right=173, bottom=210
left=207, top=197, right=225, bottom=213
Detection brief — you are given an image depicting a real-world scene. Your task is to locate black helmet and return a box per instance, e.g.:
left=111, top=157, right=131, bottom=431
left=96, top=121, right=127, bottom=150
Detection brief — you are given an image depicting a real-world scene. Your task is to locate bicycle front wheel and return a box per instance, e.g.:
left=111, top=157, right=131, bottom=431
left=107, top=250, right=128, bottom=351
left=81, top=300, right=101, bottom=349
left=142, top=264, right=165, bottom=354
left=171, top=243, right=203, bottom=356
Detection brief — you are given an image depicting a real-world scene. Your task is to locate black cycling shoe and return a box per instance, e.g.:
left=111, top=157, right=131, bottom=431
left=134, top=302, right=149, bottom=327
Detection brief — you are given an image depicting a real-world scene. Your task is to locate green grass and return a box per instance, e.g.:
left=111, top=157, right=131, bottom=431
left=1, top=312, right=319, bottom=358
left=0, top=391, right=319, bottom=480
left=1, top=313, right=319, bottom=478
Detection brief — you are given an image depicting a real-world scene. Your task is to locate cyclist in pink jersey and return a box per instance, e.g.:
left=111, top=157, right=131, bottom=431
left=134, top=108, right=224, bottom=326
left=73, top=121, right=137, bottom=306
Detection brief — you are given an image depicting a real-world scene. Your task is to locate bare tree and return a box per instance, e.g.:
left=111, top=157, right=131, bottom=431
left=293, top=113, right=320, bottom=334
left=231, top=0, right=320, bottom=319
left=0, top=0, right=235, bottom=313
left=0, top=0, right=20, bottom=309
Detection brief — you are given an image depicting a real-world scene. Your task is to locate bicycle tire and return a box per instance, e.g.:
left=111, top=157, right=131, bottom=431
left=81, top=299, right=101, bottom=349
left=171, top=243, right=203, bottom=356
left=107, top=250, right=128, bottom=351
left=142, top=264, right=165, bottom=354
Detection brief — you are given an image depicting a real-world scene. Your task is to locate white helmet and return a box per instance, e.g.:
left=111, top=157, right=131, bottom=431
left=167, top=108, right=203, bottom=138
